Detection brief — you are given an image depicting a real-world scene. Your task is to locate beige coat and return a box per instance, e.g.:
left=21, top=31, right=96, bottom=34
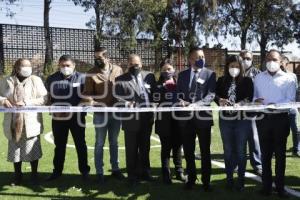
left=0, top=75, right=48, bottom=140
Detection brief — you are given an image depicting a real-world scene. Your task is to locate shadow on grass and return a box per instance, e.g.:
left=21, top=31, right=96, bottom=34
left=0, top=168, right=299, bottom=200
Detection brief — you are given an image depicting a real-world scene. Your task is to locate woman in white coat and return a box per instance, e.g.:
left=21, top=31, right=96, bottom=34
left=0, top=58, right=47, bottom=185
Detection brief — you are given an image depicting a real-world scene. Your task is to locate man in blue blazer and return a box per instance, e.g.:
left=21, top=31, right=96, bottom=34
left=176, top=47, right=216, bottom=191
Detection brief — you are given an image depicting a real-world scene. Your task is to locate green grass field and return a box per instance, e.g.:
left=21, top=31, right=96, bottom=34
left=0, top=112, right=299, bottom=200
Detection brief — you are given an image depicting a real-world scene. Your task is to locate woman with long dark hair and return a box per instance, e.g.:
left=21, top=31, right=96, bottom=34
left=215, top=55, right=253, bottom=191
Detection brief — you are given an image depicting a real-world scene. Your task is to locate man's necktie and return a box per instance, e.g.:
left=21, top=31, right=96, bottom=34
left=190, top=70, right=198, bottom=102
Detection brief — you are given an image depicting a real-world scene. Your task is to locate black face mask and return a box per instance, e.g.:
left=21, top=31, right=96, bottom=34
left=161, top=71, right=175, bottom=80
left=95, top=59, right=105, bottom=68
left=129, top=64, right=141, bottom=76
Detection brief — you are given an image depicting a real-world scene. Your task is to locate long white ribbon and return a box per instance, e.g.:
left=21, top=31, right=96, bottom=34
left=0, top=102, right=299, bottom=113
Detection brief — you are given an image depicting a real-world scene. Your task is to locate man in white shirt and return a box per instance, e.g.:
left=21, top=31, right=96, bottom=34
left=281, top=56, right=300, bottom=158
left=240, top=50, right=262, bottom=174
left=253, top=49, right=296, bottom=198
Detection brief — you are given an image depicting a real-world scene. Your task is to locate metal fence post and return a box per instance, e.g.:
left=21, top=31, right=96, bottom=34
left=0, top=24, right=4, bottom=74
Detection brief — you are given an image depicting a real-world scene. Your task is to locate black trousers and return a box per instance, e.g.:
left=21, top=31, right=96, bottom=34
left=124, top=120, right=153, bottom=179
left=181, top=118, right=212, bottom=185
left=159, top=126, right=183, bottom=174
left=52, top=113, right=90, bottom=175
left=256, top=113, right=290, bottom=192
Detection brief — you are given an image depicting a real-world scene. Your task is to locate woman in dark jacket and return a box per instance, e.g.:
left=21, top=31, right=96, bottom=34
left=215, top=55, right=253, bottom=191
left=155, top=60, right=186, bottom=184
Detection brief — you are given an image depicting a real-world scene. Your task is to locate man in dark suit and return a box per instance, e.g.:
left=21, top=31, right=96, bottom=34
left=176, top=47, right=216, bottom=191
left=114, top=54, right=156, bottom=186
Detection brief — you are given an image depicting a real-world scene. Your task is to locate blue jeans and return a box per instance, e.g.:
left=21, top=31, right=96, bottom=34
left=219, top=119, right=251, bottom=180
left=289, top=112, right=300, bottom=153
left=94, top=113, right=121, bottom=175
left=248, top=119, right=262, bottom=170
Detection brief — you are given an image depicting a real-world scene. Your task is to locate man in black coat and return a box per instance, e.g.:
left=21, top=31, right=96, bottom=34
left=114, top=54, right=156, bottom=186
left=176, top=47, right=216, bottom=191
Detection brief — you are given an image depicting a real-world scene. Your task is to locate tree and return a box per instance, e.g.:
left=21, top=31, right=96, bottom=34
left=249, top=0, right=295, bottom=68
left=217, top=0, right=255, bottom=49
left=168, top=0, right=218, bottom=51
left=291, top=3, right=300, bottom=45
left=124, top=0, right=171, bottom=67
left=71, top=0, right=171, bottom=67
left=43, top=0, right=53, bottom=75
left=0, top=0, right=19, bottom=17
left=70, top=0, right=121, bottom=48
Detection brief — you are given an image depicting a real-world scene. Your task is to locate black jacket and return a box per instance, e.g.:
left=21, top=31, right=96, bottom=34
left=114, top=70, right=156, bottom=132
left=154, top=76, right=178, bottom=136
left=215, top=76, right=254, bottom=118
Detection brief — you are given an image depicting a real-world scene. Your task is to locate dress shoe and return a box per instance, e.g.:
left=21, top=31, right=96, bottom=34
left=277, top=190, right=290, bottom=199
left=203, top=184, right=213, bottom=192
left=11, top=173, right=23, bottom=186
left=259, top=189, right=272, bottom=197
left=236, top=178, right=244, bottom=192
left=30, top=173, right=39, bottom=185
left=46, top=173, right=61, bottom=182
left=111, top=170, right=125, bottom=180
left=175, top=171, right=187, bottom=182
left=162, top=173, right=172, bottom=184
left=97, top=174, right=105, bottom=185
left=184, top=181, right=195, bottom=190
left=226, top=178, right=234, bottom=191
left=128, top=177, right=139, bottom=188
left=140, top=174, right=156, bottom=182
left=82, top=172, right=89, bottom=181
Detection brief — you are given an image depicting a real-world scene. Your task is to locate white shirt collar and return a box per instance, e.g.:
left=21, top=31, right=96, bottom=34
left=191, top=67, right=202, bottom=73
left=264, top=69, right=285, bottom=78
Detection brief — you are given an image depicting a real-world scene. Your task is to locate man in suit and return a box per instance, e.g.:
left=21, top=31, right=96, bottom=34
left=176, top=47, right=216, bottom=191
left=114, top=54, right=156, bottom=186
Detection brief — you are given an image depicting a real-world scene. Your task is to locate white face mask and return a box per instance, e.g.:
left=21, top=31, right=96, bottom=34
left=266, top=61, right=280, bottom=73
left=242, top=60, right=252, bottom=69
left=229, top=68, right=240, bottom=78
left=60, top=67, right=74, bottom=76
left=19, top=66, right=32, bottom=77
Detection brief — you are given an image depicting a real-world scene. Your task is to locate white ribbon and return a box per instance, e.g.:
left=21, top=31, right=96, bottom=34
left=0, top=102, right=299, bottom=113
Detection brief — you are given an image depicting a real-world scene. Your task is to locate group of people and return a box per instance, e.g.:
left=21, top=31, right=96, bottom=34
left=0, top=46, right=299, bottom=199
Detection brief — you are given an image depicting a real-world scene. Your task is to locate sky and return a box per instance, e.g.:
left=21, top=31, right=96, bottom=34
left=0, top=0, right=299, bottom=59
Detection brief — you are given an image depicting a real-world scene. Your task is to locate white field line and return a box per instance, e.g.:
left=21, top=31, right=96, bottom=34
left=44, top=132, right=161, bottom=150
left=43, top=131, right=300, bottom=198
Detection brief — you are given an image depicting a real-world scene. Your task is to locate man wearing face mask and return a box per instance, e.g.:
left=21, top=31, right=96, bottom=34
left=240, top=50, right=261, bottom=80
left=253, top=50, right=296, bottom=198
left=281, top=56, right=300, bottom=158
left=114, top=54, right=156, bottom=187
left=82, top=47, right=124, bottom=184
left=45, top=55, right=90, bottom=181
left=176, top=47, right=216, bottom=191
left=239, top=50, right=262, bottom=175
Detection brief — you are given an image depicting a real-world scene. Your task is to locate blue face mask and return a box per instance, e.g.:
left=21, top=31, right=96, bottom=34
left=195, top=59, right=205, bottom=68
